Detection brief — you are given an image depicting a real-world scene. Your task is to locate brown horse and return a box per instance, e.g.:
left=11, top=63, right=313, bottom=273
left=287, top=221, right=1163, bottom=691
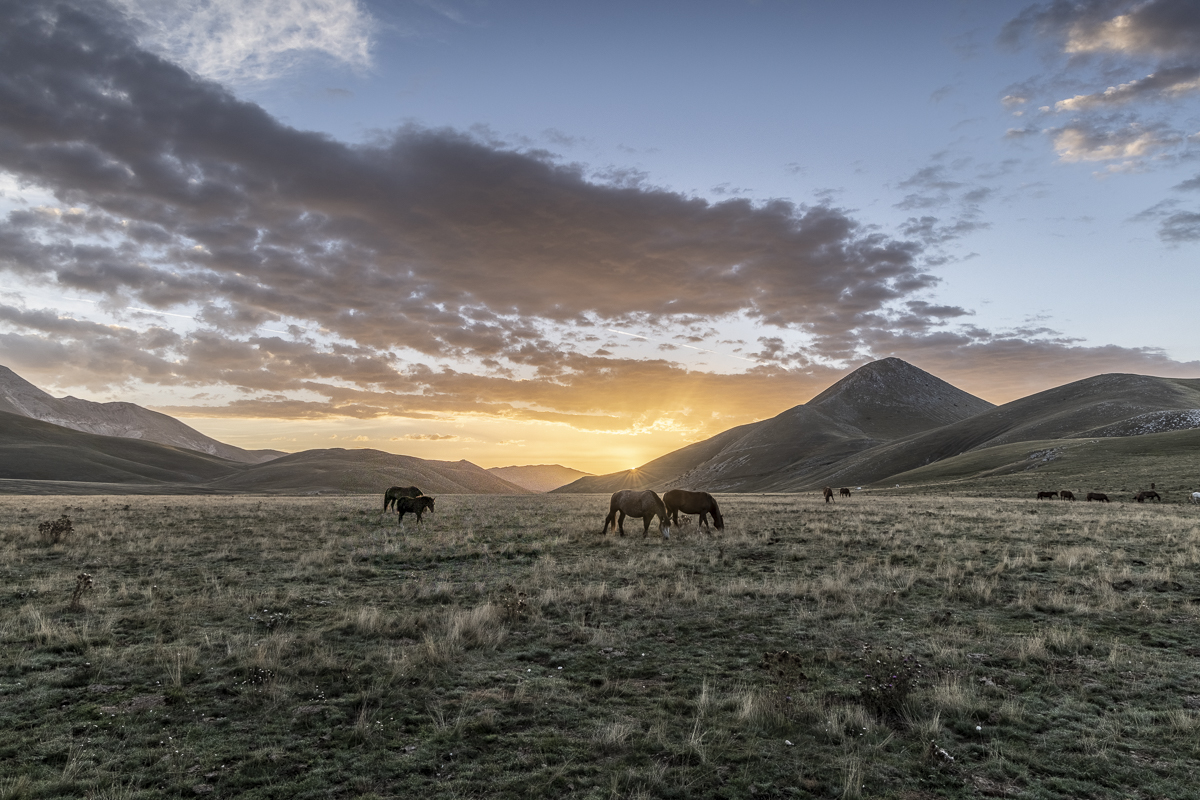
left=384, top=485, right=423, bottom=511
left=1059, top=490, right=1075, bottom=501
left=1036, top=491, right=1058, bottom=500
left=823, top=487, right=834, bottom=503
left=663, top=489, right=724, bottom=531
left=839, top=487, right=851, bottom=498
left=1086, top=492, right=1109, bottom=502
left=1135, top=490, right=1162, bottom=503
left=396, top=495, right=435, bottom=524
left=602, top=490, right=671, bottom=538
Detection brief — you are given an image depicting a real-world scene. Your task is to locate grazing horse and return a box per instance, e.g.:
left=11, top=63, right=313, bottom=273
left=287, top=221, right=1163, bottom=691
left=602, top=490, right=671, bottom=538
left=839, top=487, right=852, bottom=498
left=1037, top=491, right=1058, bottom=500
left=663, top=489, right=724, bottom=531
left=1059, top=490, right=1075, bottom=501
left=384, top=485, right=424, bottom=511
left=1135, top=490, right=1162, bottom=503
left=1190, top=492, right=1200, bottom=505
left=1086, top=492, right=1109, bottom=502
left=823, top=487, right=834, bottom=503
left=396, top=495, right=435, bottom=524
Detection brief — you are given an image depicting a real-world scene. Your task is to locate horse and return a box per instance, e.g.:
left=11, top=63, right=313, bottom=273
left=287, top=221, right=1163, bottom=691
left=823, top=487, right=834, bottom=503
left=1059, top=490, right=1075, bottom=501
left=1036, top=491, right=1058, bottom=500
left=1135, top=490, right=1161, bottom=503
left=839, top=487, right=851, bottom=498
left=384, top=485, right=423, bottom=511
left=601, top=490, right=671, bottom=538
left=1086, top=492, right=1109, bottom=502
left=396, top=495, right=435, bottom=524
left=663, top=489, right=724, bottom=531
left=1191, top=492, right=1200, bottom=505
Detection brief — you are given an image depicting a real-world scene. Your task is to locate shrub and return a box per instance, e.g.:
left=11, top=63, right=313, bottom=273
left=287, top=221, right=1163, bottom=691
left=37, top=515, right=74, bottom=544
left=857, top=644, right=924, bottom=722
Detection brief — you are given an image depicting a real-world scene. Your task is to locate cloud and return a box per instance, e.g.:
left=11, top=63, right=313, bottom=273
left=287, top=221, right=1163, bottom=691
left=1049, top=121, right=1177, bottom=162
left=114, top=0, right=374, bottom=84
left=1159, top=210, right=1200, bottom=241
left=1001, top=0, right=1200, bottom=57
left=1054, top=65, right=1200, bottom=110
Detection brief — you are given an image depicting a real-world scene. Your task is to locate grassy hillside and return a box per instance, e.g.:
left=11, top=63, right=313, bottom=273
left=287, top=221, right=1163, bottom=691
left=209, top=449, right=533, bottom=495
left=866, top=427, right=1200, bottom=500
left=2, top=494, right=1198, bottom=798
left=0, top=411, right=245, bottom=485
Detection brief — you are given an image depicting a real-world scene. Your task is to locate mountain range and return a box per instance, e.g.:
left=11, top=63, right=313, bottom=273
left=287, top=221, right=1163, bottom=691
left=0, top=366, right=281, bottom=464
left=2, top=359, right=1197, bottom=495
left=554, top=357, right=1200, bottom=494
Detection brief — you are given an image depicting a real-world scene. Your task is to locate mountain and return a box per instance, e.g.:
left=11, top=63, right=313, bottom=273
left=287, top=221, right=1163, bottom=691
left=0, top=410, right=246, bottom=485
left=0, top=365, right=283, bottom=464
left=555, top=358, right=995, bottom=493
left=207, top=449, right=534, bottom=495
left=487, top=464, right=592, bottom=492
left=0, top=414, right=532, bottom=495
left=799, top=372, right=1200, bottom=490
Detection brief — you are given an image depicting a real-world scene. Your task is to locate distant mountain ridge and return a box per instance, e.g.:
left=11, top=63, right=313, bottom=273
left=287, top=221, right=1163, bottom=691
left=0, top=366, right=282, bottom=464
left=0, top=412, right=532, bottom=495
left=554, top=358, right=1200, bottom=494
left=487, top=464, right=592, bottom=492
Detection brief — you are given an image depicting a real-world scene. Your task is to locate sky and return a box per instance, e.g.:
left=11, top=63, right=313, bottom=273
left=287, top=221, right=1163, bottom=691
left=0, top=0, right=1199, bottom=474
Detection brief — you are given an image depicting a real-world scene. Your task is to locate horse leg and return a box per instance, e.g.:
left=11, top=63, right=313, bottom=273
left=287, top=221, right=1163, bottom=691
left=617, top=511, right=627, bottom=536
left=602, top=510, right=616, bottom=534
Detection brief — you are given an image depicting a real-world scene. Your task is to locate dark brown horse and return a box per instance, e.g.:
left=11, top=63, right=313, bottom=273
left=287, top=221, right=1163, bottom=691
left=823, top=487, right=834, bottom=503
left=384, top=485, right=424, bottom=511
left=663, top=489, right=724, bottom=531
left=1135, top=490, right=1161, bottom=503
left=1037, top=491, right=1058, bottom=500
left=1059, top=490, right=1075, bottom=501
left=839, top=487, right=851, bottom=498
left=1086, top=492, right=1109, bottom=502
left=602, top=490, right=671, bottom=538
left=396, top=495, right=435, bottom=524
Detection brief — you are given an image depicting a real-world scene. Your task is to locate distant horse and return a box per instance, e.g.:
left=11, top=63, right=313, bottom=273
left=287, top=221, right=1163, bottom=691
left=384, top=485, right=423, bottom=511
left=1190, top=492, right=1200, bottom=505
left=1135, top=491, right=1161, bottom=503
left=1037, top=491, right=1058, bottom=500
left=839, top=487, right=852, bottom=498
left=602, top=490, right=671, bottom=538
left=1059, top=490, right=1076, bottom=501
left=823, top=487, right=834, bottom=503
left=1086, top=492, right=1109, bottom=502
left=663, top=489, right=724, bottom=531
left=396, top=495, right=435, bottom=524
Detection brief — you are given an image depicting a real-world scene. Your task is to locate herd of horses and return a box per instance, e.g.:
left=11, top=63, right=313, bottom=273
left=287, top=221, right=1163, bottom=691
left=381, top=480, right=1200, bottom=534
left=1035, top=483, right=1172, bottom=503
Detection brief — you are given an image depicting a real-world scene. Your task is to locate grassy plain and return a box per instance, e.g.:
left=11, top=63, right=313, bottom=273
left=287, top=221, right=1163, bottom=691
left=2, top=493, right=1199, bottom=799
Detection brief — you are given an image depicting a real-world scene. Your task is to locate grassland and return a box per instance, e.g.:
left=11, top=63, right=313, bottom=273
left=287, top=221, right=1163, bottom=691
left=2, top=493, right=1199, bottom=799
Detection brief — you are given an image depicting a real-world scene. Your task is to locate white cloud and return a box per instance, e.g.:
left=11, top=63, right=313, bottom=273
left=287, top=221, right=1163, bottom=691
left=117, top=0, right=374, bottom=84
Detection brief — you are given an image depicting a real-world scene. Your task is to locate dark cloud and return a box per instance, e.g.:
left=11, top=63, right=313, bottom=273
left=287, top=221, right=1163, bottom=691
left=0, top=0, right=944, bottom=363
left=1159, top=210, right=1200, bottom=241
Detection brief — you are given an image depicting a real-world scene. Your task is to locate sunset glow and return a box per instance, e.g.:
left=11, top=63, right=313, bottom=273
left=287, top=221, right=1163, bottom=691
left=1, top=0, right=1198, bottom=474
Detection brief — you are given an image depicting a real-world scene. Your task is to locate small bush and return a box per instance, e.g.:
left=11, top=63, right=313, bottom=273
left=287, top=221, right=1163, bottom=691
left=37, top=515, right=74, bottom=544
left=857, top=645, right=924, bottom=722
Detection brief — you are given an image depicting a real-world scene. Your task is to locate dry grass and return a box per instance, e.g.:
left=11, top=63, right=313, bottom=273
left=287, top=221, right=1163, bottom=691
left=0, top=492, right=1198, bottom=798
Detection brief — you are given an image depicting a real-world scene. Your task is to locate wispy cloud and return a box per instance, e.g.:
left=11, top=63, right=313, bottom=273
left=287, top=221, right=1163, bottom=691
left=115, top=0, right=374, bottom=84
